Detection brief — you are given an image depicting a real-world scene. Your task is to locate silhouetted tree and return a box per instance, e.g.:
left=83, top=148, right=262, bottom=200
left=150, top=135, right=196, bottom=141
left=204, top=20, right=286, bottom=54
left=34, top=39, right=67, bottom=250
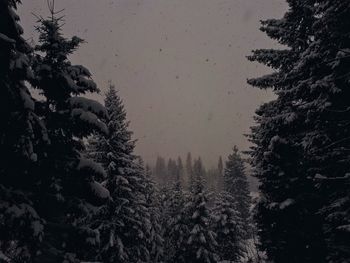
left=247, top=0, right=328, bottom=262
left=224, top=146, right=251, bottom=236
left=0, top=0, right=46, bottom=260
left=213, top=191, right=245, bottom=262
left=86, top=84, right=154, bottom=262
left=217, top=156, right=224, bottom=191
left=177, top=156, right=184, bottom=188
left=293, top=1, right=350, bottom=262
left=155, top=156, right=166, bottom=185
left=186, top=152, right=193, bottom=191
left=180, top=162, right=218, bottom=263
left=32, top=6, right=109, bottom=261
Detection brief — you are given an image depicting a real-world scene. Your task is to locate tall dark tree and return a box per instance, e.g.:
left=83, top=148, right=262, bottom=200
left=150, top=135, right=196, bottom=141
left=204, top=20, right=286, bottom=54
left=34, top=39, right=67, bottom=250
left=177, top=156, right=184, bottom=188
left=212, top=191, right=245, bottom=262
left=167, top=158, right=177, bottom=183
left=180, top=159, right=218, bottom=263
left=290, top=1, right=350, bottom=262
left=0, top=1, right=47, bottom=261
left=86, top=84, right=154, bottom=262
left=161, top=171, right=188, bottom=263
left=192, top=157, right=206, bottom=193
left=224, top=146, right=251, bottom=231
left=205, top=168, right=219, bottom=192
left=142, top=161, right=164, bottom=263
left=217, top=156, right=224, bottom=191
left=185, top=152, right=193, bottom=190
left=247, top=1, right=328, bottom=262
left=155, top=156, right=166, bottom=185
left=31, top=7, right=109, bottom=261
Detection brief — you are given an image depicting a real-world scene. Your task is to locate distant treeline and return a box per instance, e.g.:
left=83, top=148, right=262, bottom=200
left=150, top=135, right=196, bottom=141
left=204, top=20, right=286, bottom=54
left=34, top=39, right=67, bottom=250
left=149, top=154, right=224, bottom=192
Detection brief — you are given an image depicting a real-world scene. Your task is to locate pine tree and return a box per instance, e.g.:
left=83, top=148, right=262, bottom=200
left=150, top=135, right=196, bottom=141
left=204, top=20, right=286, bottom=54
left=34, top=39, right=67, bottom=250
left=212, top=191, right=245, bottom=262
left=143, top=173, right=164, bottom=263
left=177, top=156, right=184, bottom=188
left=86, top=84, right=152, bottom=262
left=217, top=156, right=224, bottom=191
left=0, top=1, right=47, bottom=261
left=205, top=168, right=219, bottom=192
left=287, top=1, right=350, bottom=262
left=224, top=146, right=251, bottom=235
left=180, top=163, right=218, bottom=263
left=167, top=158, right=177, bottom=184
left=0, top=0, right=45, bottom=164
left=162, top=173, right=189, bottom=263
left=247, top=1, right=327, bottom=262
left=186, top=152, right=193, bottom=191
left=248, top=100, right=326, bottom=263
left=192, top=157, right=206, bottom=193
left=155, top=156, right=166, bottom=186
left=31, top=6, right=109, bottom=261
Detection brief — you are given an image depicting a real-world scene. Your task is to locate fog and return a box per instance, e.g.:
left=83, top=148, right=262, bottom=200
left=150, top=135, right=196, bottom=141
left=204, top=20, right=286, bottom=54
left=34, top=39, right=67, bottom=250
left=19, top=0, right=286, bottom=166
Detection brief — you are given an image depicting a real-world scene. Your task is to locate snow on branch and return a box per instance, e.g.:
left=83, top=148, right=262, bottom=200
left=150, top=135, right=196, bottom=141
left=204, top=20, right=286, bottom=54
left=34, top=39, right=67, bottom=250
left=0, top=32, right=15, bottom=47
left=314, top=173, right=350, bottom=181
left=68, top=97, right=107, bottom=119
left=77, top=157, right=107, bottom=179
left=89, top=181, right=110, bottom=200
left=71, top=108, right=108, bottom=135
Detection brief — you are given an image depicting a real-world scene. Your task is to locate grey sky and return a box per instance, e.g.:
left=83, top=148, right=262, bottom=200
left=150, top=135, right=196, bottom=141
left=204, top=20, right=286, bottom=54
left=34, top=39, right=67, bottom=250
left=19, top=0, right=286, bottom=167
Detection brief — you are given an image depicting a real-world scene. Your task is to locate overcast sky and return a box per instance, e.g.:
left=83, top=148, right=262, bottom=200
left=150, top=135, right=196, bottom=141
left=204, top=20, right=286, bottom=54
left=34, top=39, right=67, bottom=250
left=19, top=0, right=286, bottom=167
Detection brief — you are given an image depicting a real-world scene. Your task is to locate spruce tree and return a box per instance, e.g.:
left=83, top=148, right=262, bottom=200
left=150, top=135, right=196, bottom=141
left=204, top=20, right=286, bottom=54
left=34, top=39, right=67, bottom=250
left=0, top=0, right=44, bottom=164
left=288, top=1, right=350, bottom=262
left=192, top=157, right=206, bottom=193
left=180, top=158, right=218, bottom=263
left=177, top=156, right=184, bottom=188
left=205, top=168, right=219, bottom=193
left=155, top=156, right=166, bottom=186
left=31, top=7, right=109, bottom=261
left=162, top=172, right=189, bottom=263
left=86, top=84, right=152, bottom=262
left=217, top=156, right=224, bottom=191
left=167, top=158, right=177, bottom=184
left=247, top=1, right=327, bottom=262
left=186, top=152, right=193, bottom=191
left=143, top=174, right=164, bottom=263
left=212, top=191, right=245, bottom=262
left=0, top=1, right=47, bottom=261
left=224, top=146, right=251, bottom=234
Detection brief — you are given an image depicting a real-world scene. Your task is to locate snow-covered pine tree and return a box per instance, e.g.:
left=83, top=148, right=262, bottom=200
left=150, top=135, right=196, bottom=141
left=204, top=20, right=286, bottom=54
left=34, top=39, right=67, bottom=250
left=135, top=157, right=165, bottom=263
left=224, top=146, right=251, bottom=237
left=288, top=1, right=350, bottom=262
left=212, top=191, right=245, bottom=262
left=167, top=158, right=178, bottom=185
left=161, top=169, right=189, bottom=263
left=180, top=158, right=218, bottom=263
left=143, top=169, right=164, bottom=263
left=192, top=157, right=206, bottom=193
left=205, top=168, right=219, bottom=193
left=155, top=156, right=167, bottom=186
left=31, top=6, right=109, bottom=262
left=86, top=84, right=152, bottom=262
left=186, top=152, right=193, bottom=191
left=133, top=156, right=165, bottom=263
left=248, top=100, right=325, bottom=263
left=0, top=1, right=46, bottom=261
left=177, top=156, right=184, bottom=188
left=217, top=156, right=223, bottom=191
left=246, top=192, right=266, bottom=263
left=247, top=1, right=327, bottom=262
